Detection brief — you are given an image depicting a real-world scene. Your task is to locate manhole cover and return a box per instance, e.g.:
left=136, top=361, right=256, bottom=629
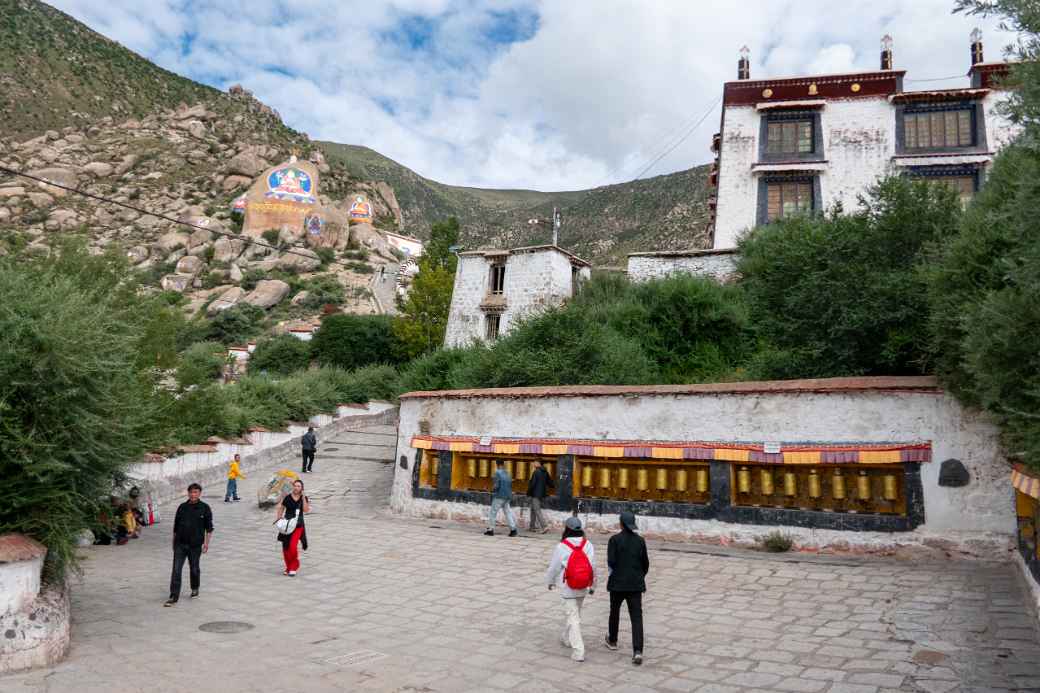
left=326, top=650, right=387, bottom=667
left=323, top=447, right=340, bottom=452
left=199, top=621, right=254, bottom=633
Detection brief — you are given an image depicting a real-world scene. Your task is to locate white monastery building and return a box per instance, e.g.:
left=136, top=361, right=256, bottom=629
left=444, top=245, right=591, bottom=347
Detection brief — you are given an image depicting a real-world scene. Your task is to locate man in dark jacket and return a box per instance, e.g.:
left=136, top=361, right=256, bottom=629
left=165, top=483, right=213, bottom=607
left=604, top=511, right=649, bottom=665
left=526, top=459, right=555, bottom=533
left=301, top=427, right=317, bottom=473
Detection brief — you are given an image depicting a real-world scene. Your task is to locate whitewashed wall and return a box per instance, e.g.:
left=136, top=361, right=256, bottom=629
left=627, top=251, right=739, bottom=282
left=391, top=384, right=1014, bottom=555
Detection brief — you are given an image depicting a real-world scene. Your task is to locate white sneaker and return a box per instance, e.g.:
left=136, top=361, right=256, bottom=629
left=571, top=651, right=585, bottom=662
left=288, top=571, right=297, bottom=577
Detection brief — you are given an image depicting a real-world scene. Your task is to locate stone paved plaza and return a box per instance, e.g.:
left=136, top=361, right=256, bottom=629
left=2, top=424, right=1039, bottom=693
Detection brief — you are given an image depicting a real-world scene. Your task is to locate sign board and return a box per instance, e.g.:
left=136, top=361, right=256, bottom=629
left=479, top=435, right=492, bottom=447
left=763, top=442, right=782, bottom=454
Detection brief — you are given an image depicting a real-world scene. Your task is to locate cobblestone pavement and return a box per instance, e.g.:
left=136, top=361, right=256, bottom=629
left=2, top=424, right=1039, bottom=693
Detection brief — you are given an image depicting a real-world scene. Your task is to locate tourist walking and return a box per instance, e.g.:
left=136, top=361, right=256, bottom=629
left=275, top=479, right=310, bottom=576
left=224, top=453, right=244, bottom=502
left=604, top=511, right=649, bottom=666
left=301, top=426, right=317, bottom=473
left=526, top=459, right=555, bottom=533
left=484, top=459, right=518, bottom=537
left=546, top=517, right=596, bottom=662
left=165, top=483, right=213, bottom=607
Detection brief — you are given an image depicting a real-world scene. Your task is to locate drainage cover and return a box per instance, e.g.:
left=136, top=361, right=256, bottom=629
left=199, top=621, right=254, bottom=633
left=326, top=650, right=387, bottom=667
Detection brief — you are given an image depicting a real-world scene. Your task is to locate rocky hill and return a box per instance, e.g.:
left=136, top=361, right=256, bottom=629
left=0, top=0, right=713, bottom=331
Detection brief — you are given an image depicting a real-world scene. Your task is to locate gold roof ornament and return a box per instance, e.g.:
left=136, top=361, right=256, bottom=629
left=762, top=88, right=773, bottom=98
left=851, top=82, right=861, bottom=92
left=808, top=82, right=818, bottom=95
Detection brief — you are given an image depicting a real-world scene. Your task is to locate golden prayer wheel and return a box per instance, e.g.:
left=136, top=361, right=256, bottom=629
left=466, top=458, right=477, bottom=478
left=857, top=470, right=871, bottom=500
left=783, top=471, right=797, bottom=497
left=760, top=468, right=775, bottom=495
left=636, top=468, right=649, bottom=491
left=617, top=467, right=630, bottom=489
left=695, top=468, right=709, bottom=494
left=599, top=467, right=612, bottom=488
left=581, top=465, right=594, bottom=487
left=478, top=458, right=489, bottom=478
left=675, top=469, right=689, bottom=492
left=882, top=474, right=898, bottom=501
left=737, top=466, right=751, bottom=494
left=544, top=462, right=554, bottom=478
left=515, top=461, right=527, bottom=480
left=656, top=468, right=669, bottom=490
left=504, top=460, right=514, bottom=478
left=832, top=469, right=846, bottom=499
left=808, top=469, right=821, bottom=499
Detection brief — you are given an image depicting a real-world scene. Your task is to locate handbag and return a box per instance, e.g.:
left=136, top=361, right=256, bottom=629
left=276, top=497, right=301, bottom=534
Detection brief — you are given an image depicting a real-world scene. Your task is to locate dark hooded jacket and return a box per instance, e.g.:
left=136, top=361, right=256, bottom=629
left=606, top=528, right=649, bottom=592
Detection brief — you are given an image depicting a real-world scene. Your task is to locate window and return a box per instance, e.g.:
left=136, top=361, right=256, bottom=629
left=766, top=119, right=814, bottom=155
left=489, top=263, right=506, bottom=294
left=904, top=108, right=973, bottom=149
left=766, top=180, right=813, bottom=222
left=932, top=175, right=976, bottom=206
left=485, top=314, right=500, bottom=341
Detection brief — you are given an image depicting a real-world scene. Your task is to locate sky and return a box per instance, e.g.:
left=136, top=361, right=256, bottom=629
left=51, top=0, right=1016, bottom=191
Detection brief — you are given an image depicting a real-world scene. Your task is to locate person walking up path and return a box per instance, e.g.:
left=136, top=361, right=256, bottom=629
left=546, top=516, right=596, bottom=662
left=225, top=453, right=244, bottom=502
left=276, top=479, right=311, bottom=576
left=604, top=511, right=649, bottom=666
left=484, top=459, right=518, bottom=537
left=165, top=483, right=213, bottom=607
left=526, top=459, right=555, bottom=533
left=301, top=426, right=317, bottom=473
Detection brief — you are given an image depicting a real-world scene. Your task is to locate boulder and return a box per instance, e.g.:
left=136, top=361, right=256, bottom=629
left=175, top=255, right=204, bottom=276
left=115, top=154, right=139, bottom=176
left=0, top=208, right=10, bottom=223
left=119, top=119, right=141, bottom=130
left=290, top=290, right=310, bottom=306
left=213, top=236, right=246, bottom=263
left=188, top=228, right=213, bottom=249
left=161, top=274, right=192, bottom=293
left=228, top=150, right=266, bottom=177
left=44, top=209, right=79, bottom=230
left=166, top=248, right=186, bottom=265
left=82, top=162, right=114, bottom=178
left=222, top=175, right=252, bottom=192
left=0, top=187, right=26, bottom=198
left=156, top=231, right=190, bottom=253
left=229, top=263, right=244, bottom=282
left=45, top=130, right=60, bottom=141
left=243, top=279, right=290, bottom=309
left=27, top=192, right=54, bottom=208
left=186, top=121, right=207, bottom=140
left=27, top=167, right=77, bottom=197
left=38, top=147, right=60, bottom=163
left=207, top=286, right=245, bottom=315
left=278, top=223, right=304, bottom=244
left=277, top=247, right=321, bottom=272
left=176, top=104, right=208, bottom=120
left=126, top=246, right=149, bottom=265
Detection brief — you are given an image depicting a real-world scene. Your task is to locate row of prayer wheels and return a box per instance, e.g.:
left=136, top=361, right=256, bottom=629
left=735, top=466, right=899, bottom=502
left=465, top=458, right=555, bottom=481
left=577, top=464, right=710, bottom=497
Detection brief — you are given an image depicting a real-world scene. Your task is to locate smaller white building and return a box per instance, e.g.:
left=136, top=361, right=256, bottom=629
left=627, top=248, right=739, bottom=283
left=444, top=245, right=591, bottom=348
left=384, top=230, right=424, bottom=258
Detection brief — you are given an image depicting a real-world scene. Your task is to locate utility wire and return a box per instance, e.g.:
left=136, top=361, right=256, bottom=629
left=625, top=94, right=722, bottom=183
left=0, top=164, right=352, bottom=268
left=904, top=74, right=969, bottom=83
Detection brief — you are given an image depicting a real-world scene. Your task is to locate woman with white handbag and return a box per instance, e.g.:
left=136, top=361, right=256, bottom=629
left=274, top=479, right=310, bottom=576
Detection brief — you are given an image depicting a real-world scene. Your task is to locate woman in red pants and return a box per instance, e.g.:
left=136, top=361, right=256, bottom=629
left=275, top=479, right=310, bottom=576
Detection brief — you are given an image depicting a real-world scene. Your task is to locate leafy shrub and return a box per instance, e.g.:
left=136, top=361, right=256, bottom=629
left=249, top=334, right=312, bottom=375
left=298, top=274, right=345, bottom=309
left=397, top=348, right=470, bottom=393
left=315, top=247, right=335, bottom=267
left=760, top=531, right=793, bottom=553
left=738, top=176, right=960, bottom=379
left=241, top=268, right=266, bottom=291
left=261, top=229, right=280, bottom=246
left=176, top=341, right=226, bottom=387
left=205, top=303, right=265, bottom=345
left=311, top=314, right=401, bottom=370
left=347, top=260, right=374, bottom=274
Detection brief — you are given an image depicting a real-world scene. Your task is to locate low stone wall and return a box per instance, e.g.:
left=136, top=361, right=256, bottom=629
left=626, top=248, right=739, bottom=283
left=391, top=377, right=1015, bottom=557
left=131, top=403, right=398, bottom=507
left=0, top=535, right=70, bottom=674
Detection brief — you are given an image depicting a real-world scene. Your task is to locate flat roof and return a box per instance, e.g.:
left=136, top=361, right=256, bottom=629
left=628, top=248, right=737, bottom=258
left=399, top=375, right=942, bottom=400
left=458, top=244, right=591, bottom=267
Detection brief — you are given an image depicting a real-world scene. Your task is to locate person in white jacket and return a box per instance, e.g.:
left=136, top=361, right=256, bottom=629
left=545, top=516, right=596, bottom=662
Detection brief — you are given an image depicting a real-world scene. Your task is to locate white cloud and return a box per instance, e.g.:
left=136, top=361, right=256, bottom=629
left=50, top=0, right=1017, bottom=190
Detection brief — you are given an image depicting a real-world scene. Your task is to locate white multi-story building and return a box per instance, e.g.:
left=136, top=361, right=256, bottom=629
left=710, top=33, right=1018, bottom=251
left=443, top=245, right=591, bottom=347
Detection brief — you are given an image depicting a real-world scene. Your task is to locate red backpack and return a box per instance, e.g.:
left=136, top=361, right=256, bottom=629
left=562, top=538, right=594, bottom=589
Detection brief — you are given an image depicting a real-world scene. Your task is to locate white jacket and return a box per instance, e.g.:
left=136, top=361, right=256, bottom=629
left=545, top=536, right=596, bottom=599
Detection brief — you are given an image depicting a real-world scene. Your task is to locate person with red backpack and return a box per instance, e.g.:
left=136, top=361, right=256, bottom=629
left=545, top=516, right=596, bottom=662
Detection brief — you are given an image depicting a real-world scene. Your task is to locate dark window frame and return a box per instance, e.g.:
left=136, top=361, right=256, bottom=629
left=756, top=175, right=822, bottom=226
left=895, top=100, right=988, bottom=155
left=904, top=164, right=981, bottom=205
left=484, top=313, right=501, bottom=341
left=758, top=110, right=825, bottom=163
left=489, top=262, right=506, bottom=295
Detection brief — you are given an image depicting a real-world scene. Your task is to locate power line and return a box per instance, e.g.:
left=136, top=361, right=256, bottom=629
left=0, top=165, right=350, bottom=267
left=905, top=74, right=968, bottom=83
left=626, top=94, right=722, bottom=183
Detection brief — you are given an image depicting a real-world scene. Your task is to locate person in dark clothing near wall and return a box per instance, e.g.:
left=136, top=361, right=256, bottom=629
left=165, top=483, right=213, bottom=607
left=604, top=511, right=649, bottom=665
left=526, top=459, right=555, bottom=533
left=301, top=427, right=317, bottom=473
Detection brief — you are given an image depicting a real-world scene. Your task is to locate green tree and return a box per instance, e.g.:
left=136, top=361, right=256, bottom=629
left=205, top=303, right=266, bottom=345
left=311, top=314, right=399, bottom=370
left=393, top=217, right=460, bottom=358
left=176, top=341, right=227, bottom=388
left=249, top=334, right=312, bottom=375
left=0, top=246, right=163, bottom=579
left=738, top=176, right=961, bottom=379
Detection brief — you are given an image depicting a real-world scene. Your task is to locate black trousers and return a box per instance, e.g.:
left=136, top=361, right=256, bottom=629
left=302, top=450, right=315, bottom=472
left=170, top=543, right=202, bottom=598
left=608, top=591, right=644, bottom=654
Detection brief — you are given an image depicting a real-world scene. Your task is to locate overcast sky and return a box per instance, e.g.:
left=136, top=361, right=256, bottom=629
left=51, top=0, right=1014, bottom=191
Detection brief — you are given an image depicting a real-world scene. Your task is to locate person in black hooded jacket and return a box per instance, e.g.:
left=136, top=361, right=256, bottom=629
left=604, top=511, right=649, bottom=665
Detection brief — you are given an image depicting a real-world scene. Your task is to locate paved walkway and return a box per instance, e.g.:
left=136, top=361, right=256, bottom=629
left=2, top=424, right=1039, bottom=693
